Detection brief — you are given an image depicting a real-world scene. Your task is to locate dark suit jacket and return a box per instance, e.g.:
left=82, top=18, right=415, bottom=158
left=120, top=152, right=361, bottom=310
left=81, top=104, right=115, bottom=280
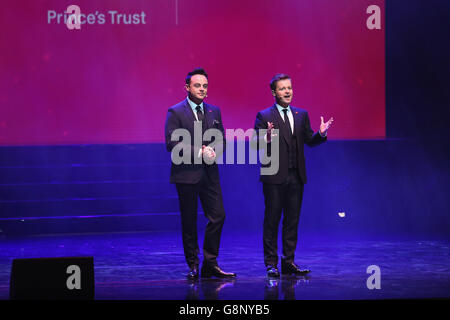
left=254, top=104, right=326, bottom=184
left=165, top=99, right=225, bottom=184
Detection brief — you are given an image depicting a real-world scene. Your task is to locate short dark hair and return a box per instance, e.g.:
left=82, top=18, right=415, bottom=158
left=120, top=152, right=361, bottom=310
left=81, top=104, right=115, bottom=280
left=186, top=68, right=208, bottom=85
left=270, top=73, right=291, bottom=91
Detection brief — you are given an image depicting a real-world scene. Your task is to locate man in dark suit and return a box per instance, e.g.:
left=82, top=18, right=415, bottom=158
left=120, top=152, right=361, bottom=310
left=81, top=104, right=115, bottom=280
left=165, top=68, right=236, bottom=279
left=254, top=73, right=333, bottom=277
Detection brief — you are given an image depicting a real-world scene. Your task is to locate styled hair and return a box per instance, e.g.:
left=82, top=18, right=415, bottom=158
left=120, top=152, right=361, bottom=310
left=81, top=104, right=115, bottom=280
left=270, top=73, right=291, bottom=91
left=185, top=68, right=208, bottom=85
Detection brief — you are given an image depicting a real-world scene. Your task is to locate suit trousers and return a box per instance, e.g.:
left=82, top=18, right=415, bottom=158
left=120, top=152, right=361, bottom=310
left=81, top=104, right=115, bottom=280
left=263, top=168, right=304, bottom=267
left=175, top=168, right=226, bottom=268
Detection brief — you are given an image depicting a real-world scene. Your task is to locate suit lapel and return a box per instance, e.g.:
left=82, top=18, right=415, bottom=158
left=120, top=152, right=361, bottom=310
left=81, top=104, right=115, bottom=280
left=203, top=103, right=213, bottom=129
left=291, top=107, right=301, bottom=137
left=271, top=105, right=290, bottom=146
left=182, top=99, right=196, bottom=132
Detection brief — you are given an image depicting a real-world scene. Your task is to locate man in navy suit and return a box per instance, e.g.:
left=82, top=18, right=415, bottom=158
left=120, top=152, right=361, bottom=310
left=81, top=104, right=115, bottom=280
left=254, top=73, right=334, bottom=277
left=165, top=68, right=236, bottom=279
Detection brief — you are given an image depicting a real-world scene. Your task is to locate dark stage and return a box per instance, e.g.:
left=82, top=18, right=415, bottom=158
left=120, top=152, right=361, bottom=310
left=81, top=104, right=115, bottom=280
left=0, top=231, right=449, bottom=300
left=0, top=138, right=449, bottom=301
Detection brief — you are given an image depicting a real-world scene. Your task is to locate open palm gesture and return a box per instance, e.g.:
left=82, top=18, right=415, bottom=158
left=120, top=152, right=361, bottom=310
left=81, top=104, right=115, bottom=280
left=320, top=116, right=334, bottom=135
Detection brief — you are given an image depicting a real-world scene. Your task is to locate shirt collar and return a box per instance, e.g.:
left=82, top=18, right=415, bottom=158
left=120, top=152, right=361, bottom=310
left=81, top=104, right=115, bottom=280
left=276, top=103, right=290, bottom=113
left=187, top=97, right=203, bottom=112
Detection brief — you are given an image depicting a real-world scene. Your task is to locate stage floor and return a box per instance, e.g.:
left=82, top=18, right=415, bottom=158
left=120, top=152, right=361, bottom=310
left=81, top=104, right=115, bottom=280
left=0, top=231, right=449, bottom=300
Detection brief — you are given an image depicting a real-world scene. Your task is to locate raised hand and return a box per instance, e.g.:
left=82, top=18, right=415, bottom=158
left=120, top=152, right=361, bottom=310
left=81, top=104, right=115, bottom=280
left=320, top=116, right=334, bottom=135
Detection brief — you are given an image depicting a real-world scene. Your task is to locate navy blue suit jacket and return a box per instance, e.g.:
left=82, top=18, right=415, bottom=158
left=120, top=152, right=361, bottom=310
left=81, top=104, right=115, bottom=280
left=254, top=104, right=326, bottom=184
left=165, top=99, right=225, bottom=184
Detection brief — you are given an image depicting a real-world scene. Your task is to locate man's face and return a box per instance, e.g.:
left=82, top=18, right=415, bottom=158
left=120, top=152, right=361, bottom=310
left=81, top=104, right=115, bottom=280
left=186, top=74, right=208, bottom=102
left=273, top=79, right=293, bottom=107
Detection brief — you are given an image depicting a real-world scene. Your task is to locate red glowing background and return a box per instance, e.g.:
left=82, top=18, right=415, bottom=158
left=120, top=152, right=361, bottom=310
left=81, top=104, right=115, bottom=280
left=0, top=0, right=385, bottom=145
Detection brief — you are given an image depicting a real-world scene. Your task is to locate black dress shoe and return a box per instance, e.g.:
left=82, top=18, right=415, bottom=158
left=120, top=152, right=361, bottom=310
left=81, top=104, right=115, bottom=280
left=267, top=266, right=280, bottom=278
left=201, top=264, right=236, bottom=279
left=281, top=261, right=310, bottom=276
left=187, top=266, right=199, bottom=279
